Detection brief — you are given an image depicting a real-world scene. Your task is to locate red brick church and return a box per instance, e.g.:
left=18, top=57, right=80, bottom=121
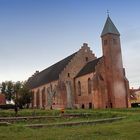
left=27, top=16, right=130, bottom=109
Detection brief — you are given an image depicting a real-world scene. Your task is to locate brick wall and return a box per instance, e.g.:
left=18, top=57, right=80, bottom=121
left=75, top=73, right=94, bottom=109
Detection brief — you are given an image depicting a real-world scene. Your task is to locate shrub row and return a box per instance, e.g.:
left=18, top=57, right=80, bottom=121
left=0, top=104, right=15, bottom=109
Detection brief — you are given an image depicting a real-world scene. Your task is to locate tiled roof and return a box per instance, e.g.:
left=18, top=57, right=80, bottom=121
left=27, top=52, right=77, bottom=89
left=101, top=16, right=120, bottom=37
left=76, top=57, right=102, bottom=77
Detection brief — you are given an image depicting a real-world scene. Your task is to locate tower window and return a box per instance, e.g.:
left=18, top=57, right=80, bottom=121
left=104, top=40, right=108, bottom=45
left=113, top=39, right=117, bottom=45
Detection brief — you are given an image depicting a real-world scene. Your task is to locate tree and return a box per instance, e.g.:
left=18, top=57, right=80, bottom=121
left=1, top=81, right=14, bottom=102
left=16, top=84, right=32, bottom=108
left=1, top=82, right=6, bottom=94
left=7, top=81, right=14, bottom=102
left=1, top=81, right=32, bottom=108
left=13, top=81, right=22, bottom=104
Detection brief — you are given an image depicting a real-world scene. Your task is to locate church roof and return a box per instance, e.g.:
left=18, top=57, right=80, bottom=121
left=76, top=57, right=102, bottom=77
left=101, top=16, right=120, bottom=37
left=27, top=52, right=77, bottom=89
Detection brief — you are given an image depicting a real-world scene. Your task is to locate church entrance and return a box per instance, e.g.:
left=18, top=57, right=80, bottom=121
left=82, top=104, right=85, bottom=109
left=89, top=102, right=92, bottom=109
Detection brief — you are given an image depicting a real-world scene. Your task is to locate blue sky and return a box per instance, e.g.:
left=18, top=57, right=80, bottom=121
left=0, top=0, right=140, bottom=88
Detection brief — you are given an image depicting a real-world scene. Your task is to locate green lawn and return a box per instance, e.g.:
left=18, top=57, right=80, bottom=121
left=0, top=108, right=140, bottom=140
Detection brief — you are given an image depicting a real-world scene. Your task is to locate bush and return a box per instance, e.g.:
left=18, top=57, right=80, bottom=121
left=0, top=104, right=15, bottom=109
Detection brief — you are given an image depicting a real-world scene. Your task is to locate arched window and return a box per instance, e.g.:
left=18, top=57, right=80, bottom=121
left=42, top=87, right=46, bottom=108
left=32, top=91, right=34, bottom=108
left=85, top=57, right=88, bottom=62
left=104, top=39, right=108, bottom=45
left=113, top=39, right=117, bottom=45
left=89, top=102, right=92, bottom=109
left=36, top=89, right=40, bottom=108
left=67, top=73, right=70, bottom=77
left=88, top=78, right=92, bottom=94
left=78, top=81, right=81, bottom=96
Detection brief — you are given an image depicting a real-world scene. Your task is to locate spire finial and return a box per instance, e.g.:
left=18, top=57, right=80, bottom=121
left=107, top=10, right=109, bottom=17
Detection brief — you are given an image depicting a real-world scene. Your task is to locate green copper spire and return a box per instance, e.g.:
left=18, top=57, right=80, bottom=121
left=101, top=16, right=120, bottom=37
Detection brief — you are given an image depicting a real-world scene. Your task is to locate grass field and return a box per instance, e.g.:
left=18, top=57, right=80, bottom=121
left=0, top=108, right=140, bottom=140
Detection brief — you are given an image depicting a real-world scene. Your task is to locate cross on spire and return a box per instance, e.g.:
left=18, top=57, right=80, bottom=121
left=107, top=10, right=109, bottom=17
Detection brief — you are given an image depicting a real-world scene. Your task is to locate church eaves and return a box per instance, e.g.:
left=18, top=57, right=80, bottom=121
left=101, top=16, right=120, bottom=37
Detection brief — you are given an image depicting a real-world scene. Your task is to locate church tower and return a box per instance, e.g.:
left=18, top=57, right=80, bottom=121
left=101, top=16, right=128, bottom=108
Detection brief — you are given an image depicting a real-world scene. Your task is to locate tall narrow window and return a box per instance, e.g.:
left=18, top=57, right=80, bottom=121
left=78, top=81, right=81, bottom=96
left=85, top=57, right=88, bottom=62
left=113, top=39, right=117, bottom=45
left=110, top=103, right=113, bottom=108
left=88, top=78, right=92, bottom=94
left=42, top=87, right=46, bottom=108
left=32, top=92, right=34, bottom=108
left=68, top=73, right=70, bottom=77
left=36, top=89, right=40, bottom=108
left=104, top=40, right=108, bottom=45
left=89, top=102, right=92, bottom=109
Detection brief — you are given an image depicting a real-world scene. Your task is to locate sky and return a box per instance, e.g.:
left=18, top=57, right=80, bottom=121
left=0, top=0, right=140, bottom=88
